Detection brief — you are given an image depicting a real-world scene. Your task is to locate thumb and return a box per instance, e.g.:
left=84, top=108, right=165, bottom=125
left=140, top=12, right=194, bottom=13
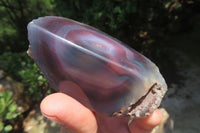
left=40, top=93, right=97, bottom=133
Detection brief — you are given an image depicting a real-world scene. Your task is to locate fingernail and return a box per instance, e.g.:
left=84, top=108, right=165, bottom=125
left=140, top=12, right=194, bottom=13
left=42, top=113, right=61, bottom=123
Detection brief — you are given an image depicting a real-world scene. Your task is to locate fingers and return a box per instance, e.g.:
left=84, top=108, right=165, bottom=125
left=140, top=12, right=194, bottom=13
left=40, top=93, right=97, bottom=133
left=40, top=84, right=162, bottom=133
left=95, top=112, right=130, bottom=133
left=129, top=109, right=162, bottom=133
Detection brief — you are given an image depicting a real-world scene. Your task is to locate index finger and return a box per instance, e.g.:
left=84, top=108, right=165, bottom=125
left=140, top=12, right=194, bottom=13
left=129, top=109, right=162, bottom=133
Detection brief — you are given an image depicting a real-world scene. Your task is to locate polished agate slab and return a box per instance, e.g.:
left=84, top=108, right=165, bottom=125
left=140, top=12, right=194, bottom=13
left=27, top=16, right=167, bottom=119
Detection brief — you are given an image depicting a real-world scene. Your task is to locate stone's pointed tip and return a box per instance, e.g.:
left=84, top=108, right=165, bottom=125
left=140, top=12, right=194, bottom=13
left=27, top=48, right=33, bottom=58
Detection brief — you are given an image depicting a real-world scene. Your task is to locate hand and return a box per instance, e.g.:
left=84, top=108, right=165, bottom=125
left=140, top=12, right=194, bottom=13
left=40, top=82, right=162, bottom=133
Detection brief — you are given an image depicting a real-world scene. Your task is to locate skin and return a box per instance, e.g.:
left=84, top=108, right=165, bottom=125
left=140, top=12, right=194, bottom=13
left=40, top=81, right=162, bottom=133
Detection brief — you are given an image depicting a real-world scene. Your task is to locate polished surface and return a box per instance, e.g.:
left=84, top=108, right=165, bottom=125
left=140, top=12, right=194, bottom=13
left=27, top=16, right=167, bottom=116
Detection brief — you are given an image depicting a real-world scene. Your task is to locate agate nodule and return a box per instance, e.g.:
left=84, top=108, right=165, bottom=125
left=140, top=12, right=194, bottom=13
left=27, top=16, right=167, bottom=119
